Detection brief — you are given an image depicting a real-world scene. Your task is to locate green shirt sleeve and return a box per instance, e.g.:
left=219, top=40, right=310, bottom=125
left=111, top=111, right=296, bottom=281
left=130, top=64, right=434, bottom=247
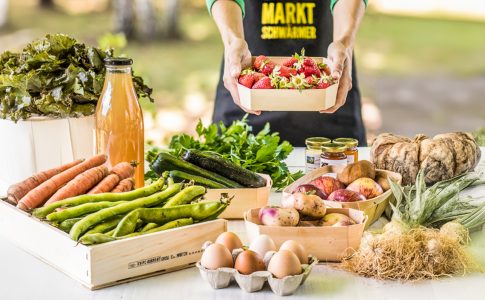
left=331, top=0, right=368, bottom=13
left=206, top=0, right=245, bottom=17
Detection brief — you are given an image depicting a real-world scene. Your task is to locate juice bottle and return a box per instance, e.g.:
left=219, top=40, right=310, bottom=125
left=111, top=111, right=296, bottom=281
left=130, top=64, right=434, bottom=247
left=95, top=57, right=144, bottom=188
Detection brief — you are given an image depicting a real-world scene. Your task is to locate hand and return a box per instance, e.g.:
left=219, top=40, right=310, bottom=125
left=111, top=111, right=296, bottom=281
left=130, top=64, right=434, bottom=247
left=223, top=38, right=261, bottom=115
left=320, top=40, right=353, bottom=113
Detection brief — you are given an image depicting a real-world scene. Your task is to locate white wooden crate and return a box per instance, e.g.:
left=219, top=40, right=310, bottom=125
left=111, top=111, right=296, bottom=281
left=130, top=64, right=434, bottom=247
left=0, top=200, right=227, bottom=290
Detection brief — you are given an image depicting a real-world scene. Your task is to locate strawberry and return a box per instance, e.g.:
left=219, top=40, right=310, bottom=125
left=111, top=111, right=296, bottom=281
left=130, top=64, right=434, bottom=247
left=260, top=60, right=275, bottom=75
left=305, top=75, right=317, bottom=86
left=253, top=72, right=266, bottom=82
left=303, top=57, right=317, bottom=68
left=316, top=77, right=333, bottom=89
left=282, top=57, right=298, bottom=68
left=273, top=65, right=297, bottom=78
left=238, top=74, right=255, bottom=88
left=301, top=64, right=320, bottom=77
left=318, top=62, right=331, bottom=76
left=253, top=55, right=268, bottom=70
left=252, top=76, right=273, bottom=89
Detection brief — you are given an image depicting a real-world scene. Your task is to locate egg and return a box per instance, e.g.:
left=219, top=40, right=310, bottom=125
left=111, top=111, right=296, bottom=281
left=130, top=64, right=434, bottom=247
left=267, top=250, right=302, bottom=279
left=249, top=234, right=277, bottom=258
left=215, top=232, right=243, bottom=253
left=279, top=240, right=308, bottom=264
left=200, top=243, right=233, bottom=270
left=234, top=250, right=266, bottom=275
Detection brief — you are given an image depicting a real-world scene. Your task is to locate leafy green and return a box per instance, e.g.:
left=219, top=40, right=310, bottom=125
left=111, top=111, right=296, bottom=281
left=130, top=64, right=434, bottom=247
left=474, top=126, right=485, bottom=146
left=147, top=116, right=303, bottom=190
left=0, top=33, right=153, bottom=121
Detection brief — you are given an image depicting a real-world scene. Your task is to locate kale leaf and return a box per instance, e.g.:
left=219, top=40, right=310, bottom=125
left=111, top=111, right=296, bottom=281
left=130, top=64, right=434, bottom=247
left=0, top=33, right=153, bottom=121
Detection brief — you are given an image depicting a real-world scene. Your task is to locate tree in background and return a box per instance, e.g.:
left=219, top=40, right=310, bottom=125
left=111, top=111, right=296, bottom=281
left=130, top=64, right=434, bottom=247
left=165, top=0, right=180, bottom=39
left=39, top=0, right=54, bottom=8
left=0, top=0, right=7, bottom=28
left=114, top=0, right=135, bottom=38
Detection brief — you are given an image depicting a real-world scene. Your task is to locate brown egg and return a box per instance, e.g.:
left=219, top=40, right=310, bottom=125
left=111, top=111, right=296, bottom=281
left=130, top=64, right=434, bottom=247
left=215, top=232, right=243, bottom=253
left=200, top=243, right=233, bottom=270
left=279, top=240, right=308, bottom=264
left=234, top=250, right=266, bottom=275
left=267, top=250, right=302, bottom=279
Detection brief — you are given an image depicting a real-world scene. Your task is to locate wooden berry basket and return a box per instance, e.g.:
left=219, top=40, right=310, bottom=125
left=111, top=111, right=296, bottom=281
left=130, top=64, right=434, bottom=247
left=203, top=174, right=272, bottom=219
left=283, top=165, right=402, bottom=229
left=236, top=56, right=339, bottom=111
left=0, top=199, right=227, bottom=290
left=244, top=207, right=366, bottom=262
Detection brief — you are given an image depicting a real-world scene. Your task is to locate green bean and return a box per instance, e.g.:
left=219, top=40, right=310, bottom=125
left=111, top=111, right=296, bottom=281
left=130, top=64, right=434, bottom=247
left=79, top=218, right=193, bottom=245
left=163, top=186, right=206, bottom=208
left=33, top=178, right=166, bottom=219
left=84, top=216, right=124, bottom=235
left=58, top=217, right=83, bottom=233
left=112, top=201, right=226, bottom=237
left=70, top=183, right=182, bottom=241
left=141, top=222, right=158, bottom=232
left=105, top=229, right=115, bottom=236
left=46, top=201, right=126, bottom=222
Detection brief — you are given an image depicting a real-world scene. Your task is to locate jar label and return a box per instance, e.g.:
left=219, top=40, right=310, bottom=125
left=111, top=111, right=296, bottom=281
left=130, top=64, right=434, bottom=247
left=347, top=155, right=355, bottom=164
left=305, top=153, right=320, bottom=173
left=320, top=158, right=347, bottom=167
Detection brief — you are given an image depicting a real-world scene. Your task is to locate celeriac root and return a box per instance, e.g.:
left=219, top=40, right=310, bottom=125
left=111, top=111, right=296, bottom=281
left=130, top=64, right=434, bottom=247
left=342, top=227, right=476, bottom=281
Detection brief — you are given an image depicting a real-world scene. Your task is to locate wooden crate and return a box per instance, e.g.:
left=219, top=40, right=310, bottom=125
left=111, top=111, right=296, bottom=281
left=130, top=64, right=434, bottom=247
left=283, top=165, right=402, bottom=229
left=204, top=174, right=271, bottom=219
left=244, top=208, right=366, bottom=262
left=237, top=56, right=339, bottom=111
left=0, top=200, right=227, bottom=290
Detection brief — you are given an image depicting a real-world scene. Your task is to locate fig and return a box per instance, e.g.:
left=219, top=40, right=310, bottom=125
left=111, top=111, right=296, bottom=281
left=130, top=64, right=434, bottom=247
left=293, top=184, right=326, bottom=199
left=327, top=189, right=366, bottom=202
left=346, top=177, right=383, bottom=199
left=309, top=176, right=345, bottom=199
left=320, top=213, right=356, bottom=227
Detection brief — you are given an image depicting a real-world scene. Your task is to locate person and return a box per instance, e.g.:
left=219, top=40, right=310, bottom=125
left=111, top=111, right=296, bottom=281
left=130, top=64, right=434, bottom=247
left=206, top=0, right=367, bottom=146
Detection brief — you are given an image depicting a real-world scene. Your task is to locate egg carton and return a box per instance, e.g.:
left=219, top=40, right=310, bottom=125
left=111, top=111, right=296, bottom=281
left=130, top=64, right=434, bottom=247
left=196, top=255, right=318, bottom=296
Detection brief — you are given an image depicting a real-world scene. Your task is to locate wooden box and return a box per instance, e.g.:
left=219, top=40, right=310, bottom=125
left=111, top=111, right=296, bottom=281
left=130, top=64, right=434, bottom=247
left=244, top=208, right=366, bottom=262
left=283, top=165, right=402, bottom=228
left=237, top=56, right=339, bottom=111
left=203, top=174, right=271, bottom=219
left=0, top=200, right=227, bottom=290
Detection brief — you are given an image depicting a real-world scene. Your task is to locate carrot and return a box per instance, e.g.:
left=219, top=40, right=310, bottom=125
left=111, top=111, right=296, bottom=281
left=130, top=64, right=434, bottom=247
left=111, top=178, right=135, bottom=193
left=44, top=165, right=109, bottom=205
left=17, top=154, right=107, bottom=211
left=88, top=174, right=120, bottom=194
left=111, top=162, right=135, bottom=180
left=7, top=159, right=84, bottom=205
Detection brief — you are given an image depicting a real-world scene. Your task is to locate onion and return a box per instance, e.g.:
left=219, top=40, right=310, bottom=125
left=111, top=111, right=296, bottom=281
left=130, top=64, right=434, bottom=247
left=293, top=184, right=326, bottom=199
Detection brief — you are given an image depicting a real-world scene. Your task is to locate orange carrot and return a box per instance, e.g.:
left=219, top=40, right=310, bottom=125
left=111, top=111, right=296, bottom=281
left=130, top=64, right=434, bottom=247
left=111, top=162, right=135, bottom=180
left=88, top=174, right=120, bottom=194
left=7, top=159, right=84, bottom=205
left=17, top=154, right=107, bottom=211
left=111, top=178, right=135, bottom=193
left=45, top=165, right=109, bottom=205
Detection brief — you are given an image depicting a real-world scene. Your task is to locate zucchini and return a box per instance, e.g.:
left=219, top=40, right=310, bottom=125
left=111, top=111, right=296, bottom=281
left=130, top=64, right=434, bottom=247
left=169, top=170, right=228, bottom=189
left=150, top=152, right=242, bottom=188
left=182, top=150, right=267, bottom=188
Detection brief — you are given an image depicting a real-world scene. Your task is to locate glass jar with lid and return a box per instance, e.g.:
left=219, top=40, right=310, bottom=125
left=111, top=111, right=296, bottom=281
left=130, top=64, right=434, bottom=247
left=333, top=138, right=359, bottom=164
left=305, top=137, right=330, bottom=173
left=320, top=142, right=348, bottom=167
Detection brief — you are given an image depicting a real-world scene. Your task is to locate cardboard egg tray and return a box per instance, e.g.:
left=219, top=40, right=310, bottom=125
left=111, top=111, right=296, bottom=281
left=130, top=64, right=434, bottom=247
left=196, top=256, right=318, bottom=296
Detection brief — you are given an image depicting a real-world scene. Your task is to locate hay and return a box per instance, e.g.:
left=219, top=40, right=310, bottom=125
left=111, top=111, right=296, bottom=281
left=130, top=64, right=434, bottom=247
left=342, top=227, right=475, bottom=281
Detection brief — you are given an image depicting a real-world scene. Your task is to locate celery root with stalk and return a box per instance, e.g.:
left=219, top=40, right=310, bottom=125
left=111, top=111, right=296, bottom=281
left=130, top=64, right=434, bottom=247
left=343, top=169, right=485, bottom=280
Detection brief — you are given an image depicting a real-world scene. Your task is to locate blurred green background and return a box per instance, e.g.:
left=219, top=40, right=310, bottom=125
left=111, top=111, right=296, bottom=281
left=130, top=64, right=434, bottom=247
left=1, top=0, right=484, bottom=145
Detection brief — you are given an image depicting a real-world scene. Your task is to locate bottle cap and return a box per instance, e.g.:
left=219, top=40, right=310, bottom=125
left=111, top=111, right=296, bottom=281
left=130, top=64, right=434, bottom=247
left=104, top=57, right=133, bottom=66
left=321, top=142, right=347, bottom=153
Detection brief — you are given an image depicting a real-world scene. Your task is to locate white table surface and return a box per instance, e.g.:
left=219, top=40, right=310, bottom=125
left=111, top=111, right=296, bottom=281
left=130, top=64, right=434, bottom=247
left=1, top=147, right=485, bottom=300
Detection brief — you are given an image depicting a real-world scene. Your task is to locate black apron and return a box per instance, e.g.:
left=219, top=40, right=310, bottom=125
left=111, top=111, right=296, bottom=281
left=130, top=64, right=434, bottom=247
left=212, top=0, right=367, bottom=147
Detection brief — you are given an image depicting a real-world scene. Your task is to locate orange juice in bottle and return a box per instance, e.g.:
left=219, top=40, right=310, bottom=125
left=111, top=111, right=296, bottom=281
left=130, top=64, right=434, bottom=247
left=95, top=57, right=144, bottom=188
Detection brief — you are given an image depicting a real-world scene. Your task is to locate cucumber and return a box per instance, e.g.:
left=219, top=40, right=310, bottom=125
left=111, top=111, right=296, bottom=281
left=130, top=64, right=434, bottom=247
left=150, top=152, right=242, bottom=188
left=169, top=170, right=228, bottom=189
left=182, top=150, right=267, bottom=188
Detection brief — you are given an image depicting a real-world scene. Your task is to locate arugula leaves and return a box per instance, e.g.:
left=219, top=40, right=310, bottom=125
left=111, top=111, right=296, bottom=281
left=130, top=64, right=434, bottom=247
left=0, top=34, right=153, bottom=121
left=166, top=116, right=303, bottom=190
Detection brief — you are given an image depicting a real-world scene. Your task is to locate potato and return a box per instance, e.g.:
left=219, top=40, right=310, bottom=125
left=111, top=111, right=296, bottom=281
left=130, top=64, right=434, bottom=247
left=375, top=174, right=391, bottom=191
left=337, top=160, right=376, bottom=186
left=282, top=193, right=326, bottom=218
left=258, top=206, right=300, bottom=226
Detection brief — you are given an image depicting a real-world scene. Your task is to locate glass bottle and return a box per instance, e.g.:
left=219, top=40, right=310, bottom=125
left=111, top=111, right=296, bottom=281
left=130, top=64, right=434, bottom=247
left=333, top=138, right=359, bottom=163
left=320, top=143, right=348, bottom=167
left=305, top=137, right=330, bottom=173
left=95, top=57, right=144, bottom=188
